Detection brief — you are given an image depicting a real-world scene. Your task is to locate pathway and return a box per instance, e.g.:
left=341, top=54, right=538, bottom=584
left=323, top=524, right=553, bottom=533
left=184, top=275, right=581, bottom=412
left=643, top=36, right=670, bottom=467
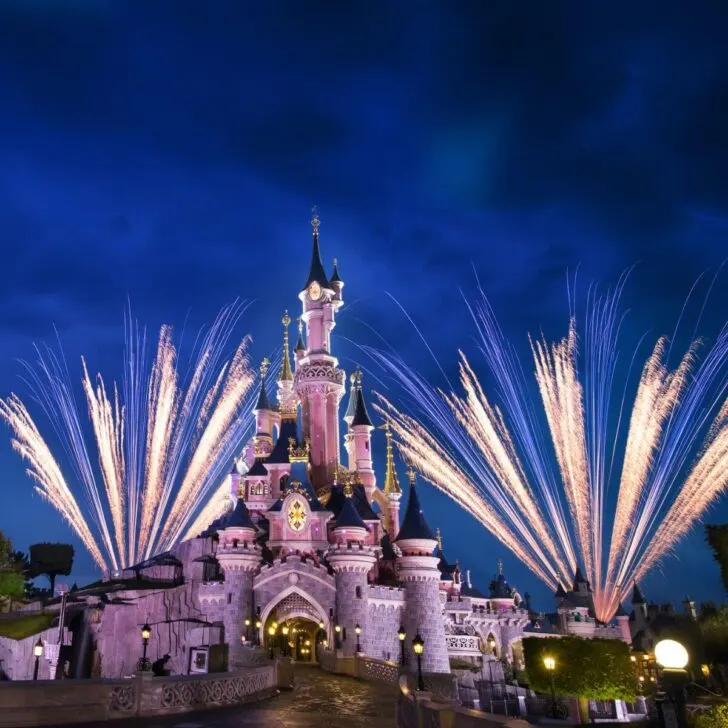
left=77, top=664, right=399, bottom=728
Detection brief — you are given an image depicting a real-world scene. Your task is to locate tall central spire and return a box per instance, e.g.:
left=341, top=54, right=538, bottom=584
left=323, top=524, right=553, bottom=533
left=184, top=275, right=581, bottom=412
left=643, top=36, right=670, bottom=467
left=302, top=206, right=330, bottom=291
left=279, top=311, right=293, bottom=382
left=382, top=421, right=401, bottom=495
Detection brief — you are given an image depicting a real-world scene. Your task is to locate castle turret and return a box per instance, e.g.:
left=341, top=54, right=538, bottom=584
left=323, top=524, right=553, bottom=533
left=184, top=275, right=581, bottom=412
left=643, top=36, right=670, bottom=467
left=683, top=596, right=697, bottom=621
left=327, top=485, right=375, bottom=657
left=395, top=471, right=450, bottom=674
left=216, top=496, right=260, bottom=669
left=295, top=210, right=346, bottom=488
left=294, top=317, right=306, bottom=360
left=614, top=603, right=632, bottom=643
left=253, top=359, right=274, bottom=455
left=381, top=422, right=402, bottom=539
left=350, top=371, right=375, bottom=498
left=277, top=311, right=298, bottom=417
left=330, top=257, right=343, bottom=301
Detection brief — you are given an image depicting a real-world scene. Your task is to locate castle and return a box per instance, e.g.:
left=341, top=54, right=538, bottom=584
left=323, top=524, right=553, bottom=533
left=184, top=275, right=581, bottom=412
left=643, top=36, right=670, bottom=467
left=0, top=213, right=634, bottom=681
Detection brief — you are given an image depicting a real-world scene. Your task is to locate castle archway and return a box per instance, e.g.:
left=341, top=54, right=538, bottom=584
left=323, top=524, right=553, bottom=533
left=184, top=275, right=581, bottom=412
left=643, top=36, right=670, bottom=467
left=258, top=586, right=330, bottom=662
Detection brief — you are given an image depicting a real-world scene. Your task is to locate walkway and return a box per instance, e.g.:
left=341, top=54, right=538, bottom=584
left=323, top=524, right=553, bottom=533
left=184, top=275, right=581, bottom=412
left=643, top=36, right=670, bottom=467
left=80, top=664, right=399, bottom=728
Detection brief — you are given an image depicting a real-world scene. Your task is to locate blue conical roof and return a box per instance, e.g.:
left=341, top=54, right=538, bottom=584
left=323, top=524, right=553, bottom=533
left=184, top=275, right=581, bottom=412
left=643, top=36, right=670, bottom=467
left=334, top=494, right=367, bottom=529
left=224, top=497, right=255, bottom=529
left=351, top=387, right=373, bottom=427
left=395, top=484, right=436, bottom=542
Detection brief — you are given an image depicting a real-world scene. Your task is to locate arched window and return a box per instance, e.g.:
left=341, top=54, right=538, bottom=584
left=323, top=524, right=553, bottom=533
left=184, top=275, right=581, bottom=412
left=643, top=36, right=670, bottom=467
left=356, top=586, right=362, bottom=599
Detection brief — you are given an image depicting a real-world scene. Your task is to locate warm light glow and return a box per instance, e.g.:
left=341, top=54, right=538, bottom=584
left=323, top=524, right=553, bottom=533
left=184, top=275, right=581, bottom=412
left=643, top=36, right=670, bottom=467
left=355, top=624, right=361, bottom=635
left=655, top=639, right=689, bottom=670
left=398, top=626, right=406, bottom=641
left=334, top=624, right=341, bottom=633
left=282, top=625, right=289, bottom=635
left=318, top=621, right=324, bottom=629
left=322, top=640, right=328, bottom=647
left=701, top=664, right=711, bottom=677
left=543, top=656, right=555, bottom=671
left=141, top=623, right=151, bottom=641
left=413, top=634, right=424, bottom=655
left=630, top=655, right=636, bottom=662
left=305, top=639, right=311, bottom=646
left=268, top=626, right=276, bottom=636
left=33, top=639, right=43, bottom=657
left=255, top=619, right=262, bottom=629
left=272, top=621, right=278, bottom=629
left=244, top=618, right=251, bottom=627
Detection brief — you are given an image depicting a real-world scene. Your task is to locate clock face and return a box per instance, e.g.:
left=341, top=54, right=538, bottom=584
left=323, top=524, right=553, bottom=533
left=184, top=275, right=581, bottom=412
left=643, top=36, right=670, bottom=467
left=308, top=281, right=322, bottom=301
left=287, top=496, right=308, bottom=532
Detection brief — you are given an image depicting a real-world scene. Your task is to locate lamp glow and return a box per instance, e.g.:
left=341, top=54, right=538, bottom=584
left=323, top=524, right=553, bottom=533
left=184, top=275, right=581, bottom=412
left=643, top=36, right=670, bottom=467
left=655, top=639, right=688, bottom=670
left=413, top=634, right=424, bottom=655
left=34, top=638, right=44, bottom=658
left=543, top=656, right=555, bottom=671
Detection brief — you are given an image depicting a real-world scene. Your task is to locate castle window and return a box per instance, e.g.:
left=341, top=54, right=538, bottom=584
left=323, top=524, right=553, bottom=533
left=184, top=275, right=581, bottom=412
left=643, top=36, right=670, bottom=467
left=227, top=593, right=232, bottom=605
left=365, top=441, right=369, bottom=450
left=356, top=586, right=362, bottom=599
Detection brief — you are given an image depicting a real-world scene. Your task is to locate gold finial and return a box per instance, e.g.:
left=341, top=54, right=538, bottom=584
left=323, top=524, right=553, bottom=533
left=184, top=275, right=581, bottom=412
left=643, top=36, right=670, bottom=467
left=311, top=205, right=320, bottom=232
left=298, top=316, right=303, bottom=334
left=407, top=467, right=416, bottom=487
left=497, top=558, right=503, bottom=576
left=288, top=437, right=310, bottom=463
left=436, top=528, right=443, bottom=551
left=333, top=257, right=338, bottom=266
left=350, top=371, right=357, bottom=386
left=343, top=482, right=354, bottom=498
left=279, top=310, right=293, bottom=382
left=260, top=358, right=270, bottom=378
left=382, top=420, right=401, bottom=495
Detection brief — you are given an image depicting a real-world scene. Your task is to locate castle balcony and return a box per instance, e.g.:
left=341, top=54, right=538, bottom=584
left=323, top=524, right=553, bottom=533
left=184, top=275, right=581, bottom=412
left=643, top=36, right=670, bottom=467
left=197, top=580, right=226, bottom=605
left=445, top=634, right=482, bottom=657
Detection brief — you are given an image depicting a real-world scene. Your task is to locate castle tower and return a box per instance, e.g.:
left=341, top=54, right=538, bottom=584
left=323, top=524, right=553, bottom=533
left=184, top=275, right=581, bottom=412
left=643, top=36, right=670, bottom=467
left=294, top=210, right=346, bottom=488
left=253, top=359, right=274, bottom=456
left=327, top=486, right=376, bottom=657
left=631, top=581, right=648, bottom=633
left=343, top=373, right=357, bottom=466
left=215, top=497, right=260, bottom=669
left=683, top=596, right=697, bottom=621
left=277, top=311, right=298, bottom=418
left=396, top=471, right=450, bottom=674
left=349, top=371, right=375, bottom=498
left=614, top=604, right=632, bottom=643
left=381, top=422, right=402, bottom=538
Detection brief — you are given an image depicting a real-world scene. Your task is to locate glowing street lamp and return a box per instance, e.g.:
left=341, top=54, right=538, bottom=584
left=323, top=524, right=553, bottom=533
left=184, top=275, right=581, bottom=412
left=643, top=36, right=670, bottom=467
left=355, top=624, right=362, bottom=653
left=655, top=639, right=689, bottom=728
left=398, top=625, right=407, bottom=666
left=412, top=633, right=425, bottom=691
left=282, top=624, right=290, bottom=656
left=334, top=622, right=342, bottom=650
left=33, top=638, right=43, bottom=681
left=140, top=623, right=151, bottom=672
left=268, top=625, right=276, bottom=660
left=543, top=655, right=557, bottom=717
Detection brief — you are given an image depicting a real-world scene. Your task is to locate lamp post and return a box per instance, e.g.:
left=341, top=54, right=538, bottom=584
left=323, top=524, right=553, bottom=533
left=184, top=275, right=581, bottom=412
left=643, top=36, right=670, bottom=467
left=355, top=624, right=362, bottom=654
left=398, top=625, right=407, bottom=666
left=33, top=638, right=43, bottom=681
left=255, top=617, right=262, bottom=646
left=282, top=625, right=290, bottom=657
left=268, top=625, right=276, bottom=660
left=141, top=623, right=151, bottom=672
left=543, top=655, right=557, bottom=718
left=412, top=633, right=425, bottom=691
left=334, top=622, right=342, bottom=650
left=655, top=639, right=689, bottom=728
left=244, top=617, right=251, bottom=644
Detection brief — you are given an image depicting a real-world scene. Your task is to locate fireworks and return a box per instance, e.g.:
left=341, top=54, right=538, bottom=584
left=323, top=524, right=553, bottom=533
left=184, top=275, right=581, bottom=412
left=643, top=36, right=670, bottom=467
left=369, top=283, right=728, bottom=622
left=0, top=302, right=260, bottom=573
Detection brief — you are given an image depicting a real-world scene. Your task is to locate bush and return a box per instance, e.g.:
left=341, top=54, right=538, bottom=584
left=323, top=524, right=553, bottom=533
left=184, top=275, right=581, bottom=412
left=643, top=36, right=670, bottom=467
left=695, top=705, right=728, bottom=728
left=523, top=636, right=636, bottom=701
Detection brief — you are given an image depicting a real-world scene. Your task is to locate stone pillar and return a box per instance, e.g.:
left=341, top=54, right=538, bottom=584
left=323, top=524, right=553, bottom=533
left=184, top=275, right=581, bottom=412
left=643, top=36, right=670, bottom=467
left=328, top=543, right=376, bottom=657
left=399, top=543, right=450, bottom=674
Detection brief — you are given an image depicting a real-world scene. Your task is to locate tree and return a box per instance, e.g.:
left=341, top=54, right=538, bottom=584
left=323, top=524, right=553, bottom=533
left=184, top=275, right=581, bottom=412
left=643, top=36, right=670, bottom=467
left=0, top=531, right=25, bottom=610
left=28, top=543, right=74, bottom=594
left=523, top=636, right=636, bottom=721
left=706, top=524, right=728, bottom=592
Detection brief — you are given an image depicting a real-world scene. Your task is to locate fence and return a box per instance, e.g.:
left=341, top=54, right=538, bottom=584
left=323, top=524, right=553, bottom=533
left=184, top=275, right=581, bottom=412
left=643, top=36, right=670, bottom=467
left=0, top=664, right=277, bottom=727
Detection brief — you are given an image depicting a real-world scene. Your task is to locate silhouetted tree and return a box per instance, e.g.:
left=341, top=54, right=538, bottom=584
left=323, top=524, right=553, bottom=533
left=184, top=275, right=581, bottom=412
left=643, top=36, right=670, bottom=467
left=28, top=543, right=74, bottom=595
left=706, top=524, right=728, bottom=592
left=0, top=532, right=25, bottom=609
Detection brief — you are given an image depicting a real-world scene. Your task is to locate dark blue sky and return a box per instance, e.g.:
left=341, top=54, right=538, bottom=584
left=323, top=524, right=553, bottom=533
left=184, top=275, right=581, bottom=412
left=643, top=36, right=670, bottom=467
left=0, top=1, right=727, bottom=609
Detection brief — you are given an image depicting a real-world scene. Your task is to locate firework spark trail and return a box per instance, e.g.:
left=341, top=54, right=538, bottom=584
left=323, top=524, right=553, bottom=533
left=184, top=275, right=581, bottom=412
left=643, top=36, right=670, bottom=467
left=531, top=324, right=594, bottom=583
left=604, top=339, right=691, bottom=593
left=467, top=290, right=578, bottom=574
left=367, top=284, right=728, bottom=622
left=81, top=361, right=127, bottom=567
left=0, top=303, right=259, bottom=571
left=0, top=395, right=107, bottom=569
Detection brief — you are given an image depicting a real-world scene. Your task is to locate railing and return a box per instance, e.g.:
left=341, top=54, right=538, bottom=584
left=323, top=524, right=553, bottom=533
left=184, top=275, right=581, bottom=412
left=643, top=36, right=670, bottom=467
left=446, top=635, right=481, bottom=654
left=358, top=655, right=400, bottom=684
left=0, top=664, right=277, bottom=727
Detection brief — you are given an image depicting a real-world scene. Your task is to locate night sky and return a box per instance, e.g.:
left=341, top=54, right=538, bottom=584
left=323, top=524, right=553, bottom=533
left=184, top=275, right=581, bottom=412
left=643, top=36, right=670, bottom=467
left=1, top=1, right=727, bottom=611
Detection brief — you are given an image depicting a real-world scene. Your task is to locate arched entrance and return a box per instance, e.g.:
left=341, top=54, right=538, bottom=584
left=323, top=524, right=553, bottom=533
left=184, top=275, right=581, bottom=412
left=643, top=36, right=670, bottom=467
left=259, top=588, right=330, bottom=663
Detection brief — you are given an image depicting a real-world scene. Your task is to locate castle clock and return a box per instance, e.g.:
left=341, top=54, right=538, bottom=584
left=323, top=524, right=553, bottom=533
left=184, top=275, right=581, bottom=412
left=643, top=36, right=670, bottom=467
left=308, top=281, right=322, bottom=301
left=286, top=496, right=308, bottom=532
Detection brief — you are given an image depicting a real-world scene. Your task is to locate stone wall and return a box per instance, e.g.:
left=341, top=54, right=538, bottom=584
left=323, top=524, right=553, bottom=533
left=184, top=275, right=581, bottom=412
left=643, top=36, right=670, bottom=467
left=402, top=579, right=450, bottom=674
left=0, top=627, right=59, bottom=681
left=367, top=585, right=405, bottom=663
left=94, top=581, right=222, bottom=678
